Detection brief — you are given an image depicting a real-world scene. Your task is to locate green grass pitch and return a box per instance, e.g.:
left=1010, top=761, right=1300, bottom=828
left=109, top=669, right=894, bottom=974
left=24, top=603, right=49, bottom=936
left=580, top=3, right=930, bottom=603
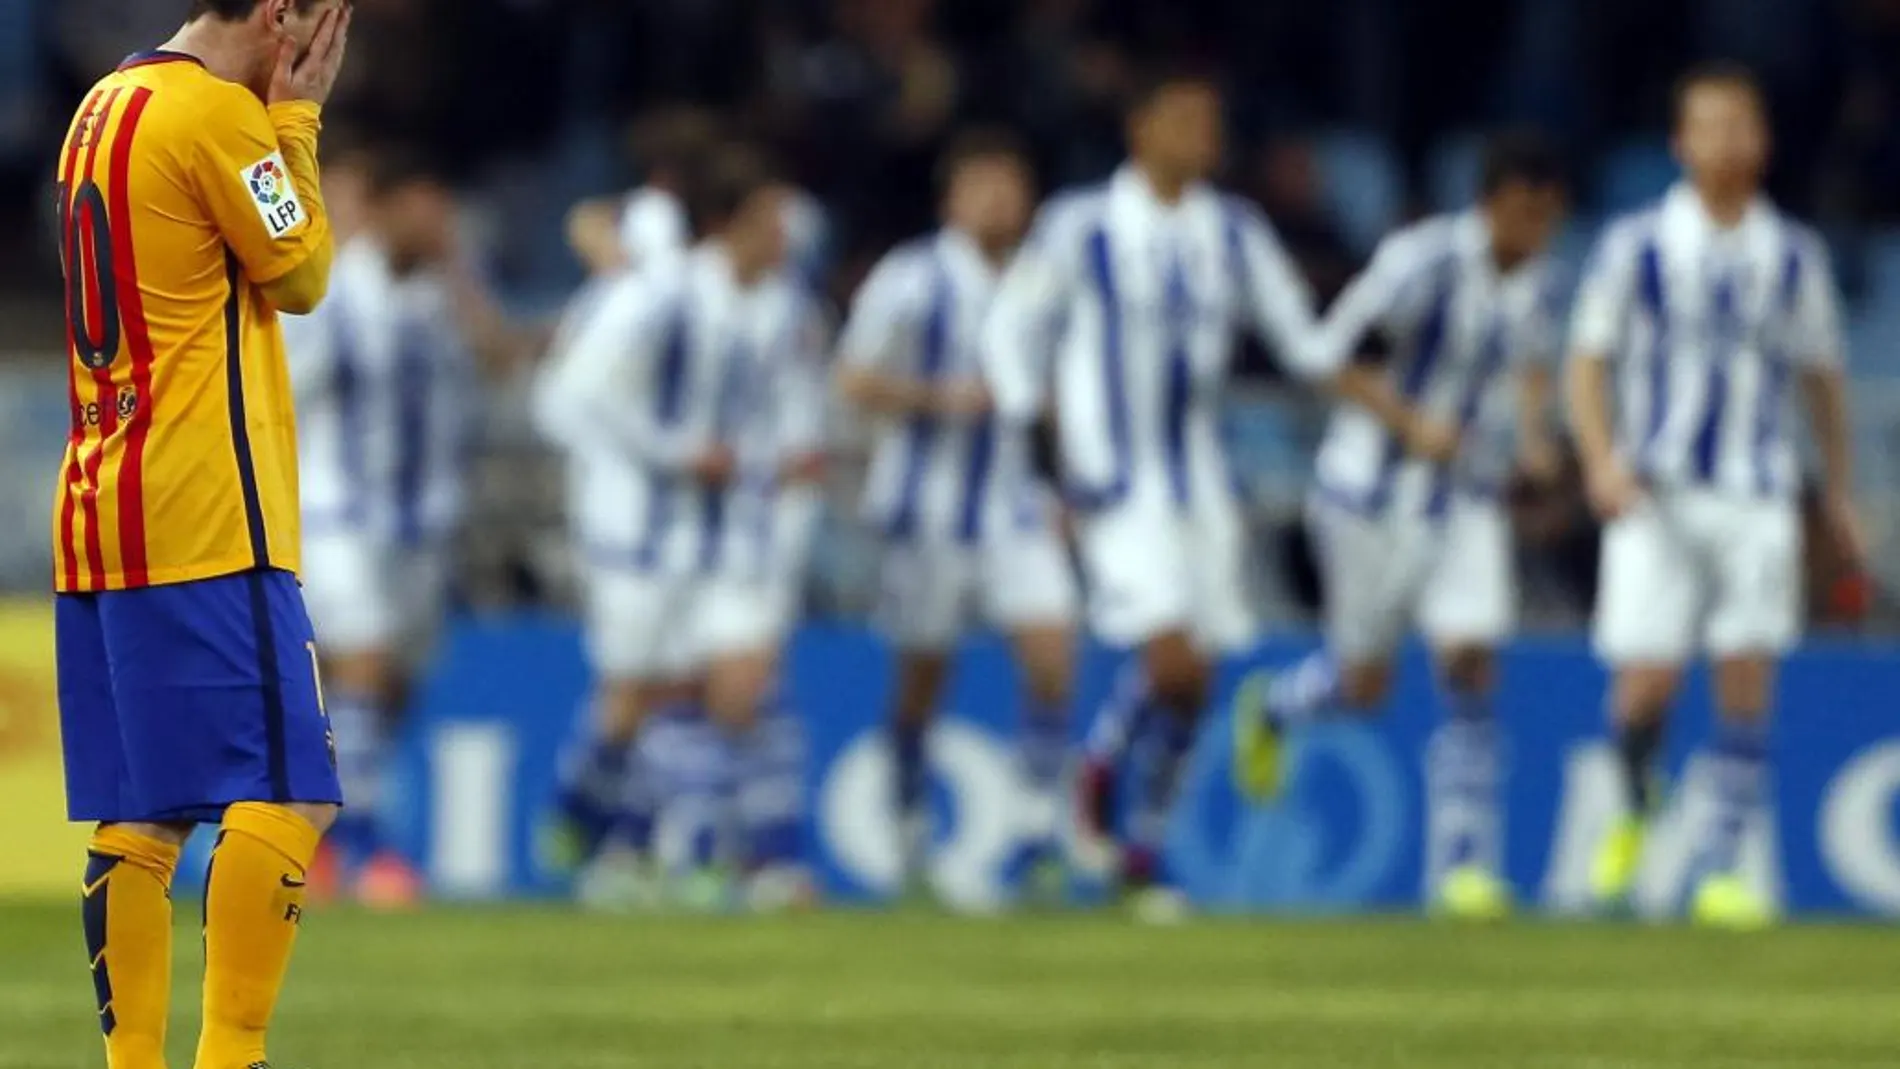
left=3, top=901, right=1898, bottom=1068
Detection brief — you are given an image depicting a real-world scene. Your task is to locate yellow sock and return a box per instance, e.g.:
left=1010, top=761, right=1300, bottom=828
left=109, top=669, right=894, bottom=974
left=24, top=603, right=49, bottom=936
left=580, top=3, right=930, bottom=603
left=83, top=826, right=182, bottom=1069
left=193, top=803, right=321, bottom=1069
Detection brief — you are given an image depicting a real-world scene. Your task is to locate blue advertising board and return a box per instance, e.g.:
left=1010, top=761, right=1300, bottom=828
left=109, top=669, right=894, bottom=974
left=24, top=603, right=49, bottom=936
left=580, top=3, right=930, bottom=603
left=306, top=618, right=1900, bottom=917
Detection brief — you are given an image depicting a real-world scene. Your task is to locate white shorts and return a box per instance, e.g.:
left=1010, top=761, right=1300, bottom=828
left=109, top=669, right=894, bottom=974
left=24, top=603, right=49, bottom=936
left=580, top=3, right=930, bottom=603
left=302, top=530, right=450, bottom=663
left=581, top=567, right=706, bottom=681
left=874, top=526, right=1078, bottom=652
left=1309, top=493, right=1517, bottom=663
left=698, top=576, right=801, bottom=661
left=1594, top=489, right=1802, bottom=664
left=1076, top=492, right=1256, bottom=653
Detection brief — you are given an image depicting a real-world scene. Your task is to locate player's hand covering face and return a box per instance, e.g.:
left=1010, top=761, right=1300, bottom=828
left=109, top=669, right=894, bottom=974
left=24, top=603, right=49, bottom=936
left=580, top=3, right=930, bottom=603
left=269, top=1, right=352, bottom=107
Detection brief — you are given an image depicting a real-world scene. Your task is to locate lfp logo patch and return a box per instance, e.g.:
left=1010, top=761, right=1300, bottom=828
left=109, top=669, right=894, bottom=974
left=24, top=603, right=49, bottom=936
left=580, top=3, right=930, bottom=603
left=239, top=152, right=304, bottom=239
left=248, top=158, right=286, bottom=206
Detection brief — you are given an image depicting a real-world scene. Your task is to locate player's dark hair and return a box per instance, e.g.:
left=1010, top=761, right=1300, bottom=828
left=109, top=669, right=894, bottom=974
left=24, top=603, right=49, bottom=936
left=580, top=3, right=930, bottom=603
left=628, top=106, right=724, bottom=188
left=188, top=0, right=326, bottom=20
left=1479, top=129, right=1567, bottom=197
left=1672, top=60, right=1767, bottom=129
left=685, top=145, right=781, bottom=235
left=1125, top=60, right=1220, bottom=117
left=936, top=127, right=1032, bottom=195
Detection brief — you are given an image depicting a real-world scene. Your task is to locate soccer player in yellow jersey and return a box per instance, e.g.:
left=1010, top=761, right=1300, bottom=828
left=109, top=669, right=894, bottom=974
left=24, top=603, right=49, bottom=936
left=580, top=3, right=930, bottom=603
left=53, top=2, right=351, bottom=1068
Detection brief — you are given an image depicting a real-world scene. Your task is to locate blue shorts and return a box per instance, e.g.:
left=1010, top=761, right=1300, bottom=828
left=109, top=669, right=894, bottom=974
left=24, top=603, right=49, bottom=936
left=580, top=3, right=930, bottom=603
left=58, top=568, right=344, bottom=824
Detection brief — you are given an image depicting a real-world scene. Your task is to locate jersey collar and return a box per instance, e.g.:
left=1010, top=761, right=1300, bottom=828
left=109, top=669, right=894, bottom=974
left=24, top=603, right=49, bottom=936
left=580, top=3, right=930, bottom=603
left=117, top=49, right=207, bottom=72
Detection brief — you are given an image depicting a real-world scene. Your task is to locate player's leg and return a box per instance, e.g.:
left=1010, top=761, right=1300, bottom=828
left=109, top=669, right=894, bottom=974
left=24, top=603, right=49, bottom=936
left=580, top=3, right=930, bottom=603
left=586, top=640, right=700, bottom=910
left=84, top=820, right=191, bottom=1069
left=873, top=541, right=969, bottom=890
left=313, top=644, right=418, bottom=904
left=1690, top=495, right=1801, bottom=929
left=1416, top=498, right=1518, bottom=918
left=1072, top=502, right=1204, bottom=901
left=1121, top=630, right=1209, bottom=893
left=986, top=523, right=1079, bottom=871
left=1233, top=498, right=1412, bottom=799
left=700, top=623, right=811, bottom=911
left=59, top=593, right=186, bottom=1069
left=1074, top=657, right=1147, bottom=875
left=1590, top=500, right=1697, bottom=907
left=553, top=569, right=671, bottom=873
left=94, top=569, right=342, bottom=1069
left=298, top=531, right=409, bottom=901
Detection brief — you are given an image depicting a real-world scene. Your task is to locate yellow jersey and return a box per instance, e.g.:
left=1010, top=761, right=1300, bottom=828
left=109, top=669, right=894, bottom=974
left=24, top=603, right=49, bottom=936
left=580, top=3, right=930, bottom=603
left=52, top=50, right=331, bottom=593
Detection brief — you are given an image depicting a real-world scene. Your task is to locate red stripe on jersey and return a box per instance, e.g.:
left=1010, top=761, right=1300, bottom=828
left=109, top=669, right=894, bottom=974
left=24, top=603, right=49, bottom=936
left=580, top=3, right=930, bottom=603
left=76, top=87, right=122, bottom=591
left=56, top=88, right=106, bottom=594
left=108, top=87, right=156, bottom=587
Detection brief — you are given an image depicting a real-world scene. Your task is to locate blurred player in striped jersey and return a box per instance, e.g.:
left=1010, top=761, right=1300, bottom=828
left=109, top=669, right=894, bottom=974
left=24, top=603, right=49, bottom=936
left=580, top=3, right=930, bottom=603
left=283, top=149, right=476, bottom=907
left=1566, top=64, right=1861, bottom=929
left=540, top=148, right=824, bottom=908
left=1230, top=133, right=1569, bottom=920
left=983, top=68, right=1336, bottom=917
left=837, top=130, right=1078, bottom=903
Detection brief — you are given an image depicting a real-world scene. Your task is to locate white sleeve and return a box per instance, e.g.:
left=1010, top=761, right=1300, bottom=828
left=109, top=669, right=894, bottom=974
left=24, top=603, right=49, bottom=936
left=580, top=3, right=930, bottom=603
left=619, top=190, right=691, bottom=271
left=1229, top=203, right=1328, bottom=381
left=838, top=253, right=924, bottom=372
left=1309, top=231, right=1432, bottom=370
left=1569, top=225, right=1641, bottom=359
left=983, top=212, right=1080, bottom=422
left=532, top=281, right=615, bottom=451
left=536, top=279, right=700, bottom=471
left=1786, top=231, right=1845, bottom=369
left=777, top=299, right=834, bottom=457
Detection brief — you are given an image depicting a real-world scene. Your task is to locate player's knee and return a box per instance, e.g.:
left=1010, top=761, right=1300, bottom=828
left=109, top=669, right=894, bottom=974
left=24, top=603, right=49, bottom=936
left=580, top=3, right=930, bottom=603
left=1144, top=634, right=1208, bottom=713
left=1712, top=655, right=1777, bottom=720
left=1337, top=660, right=1392, bottom=710
left=1023, top=656, right=1072, bottom=712
left=1437, top=645, right=1495, bottom=695
left=1014, top=627, right=1074, bottom=710
left=288, top=803, right=340, bottom=836
left=707, top=653, right=775, bottom=730
left=597, top=678, right=648, bottom=741
left=1611, top=665, right=1680, bottom=727
left=327, top=646, right=395, bottom=692
left=109, top=820, right=194, bottom=847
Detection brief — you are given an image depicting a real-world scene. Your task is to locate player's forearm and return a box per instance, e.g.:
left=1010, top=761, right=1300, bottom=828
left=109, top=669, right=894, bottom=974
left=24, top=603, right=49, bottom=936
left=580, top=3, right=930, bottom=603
left=1564, top=353, right=1619, bottom=471
left=1802, top=366, right=1855, bottom=497
left=260, top=102, right=333, bottom=314
left=614, top=417, right=701, bottom=473
left=838, top=367, right=936, bottom=417
left=1329, top=364, right=1419, bottom=441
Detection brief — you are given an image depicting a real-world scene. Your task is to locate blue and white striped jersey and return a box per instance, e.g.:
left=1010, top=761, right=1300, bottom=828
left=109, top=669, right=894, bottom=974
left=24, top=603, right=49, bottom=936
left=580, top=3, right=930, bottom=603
left=982, top=164, right=1327, bottom=515
left=841, top=227, right=1052, bottom=544
left=542, top=242, right=825, bottom=577
left=1570, top=183, right=1843, bottom=498
left=287, top=236, right=475, bottom=546
left=1313, top=210, right=1563, bottom=516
